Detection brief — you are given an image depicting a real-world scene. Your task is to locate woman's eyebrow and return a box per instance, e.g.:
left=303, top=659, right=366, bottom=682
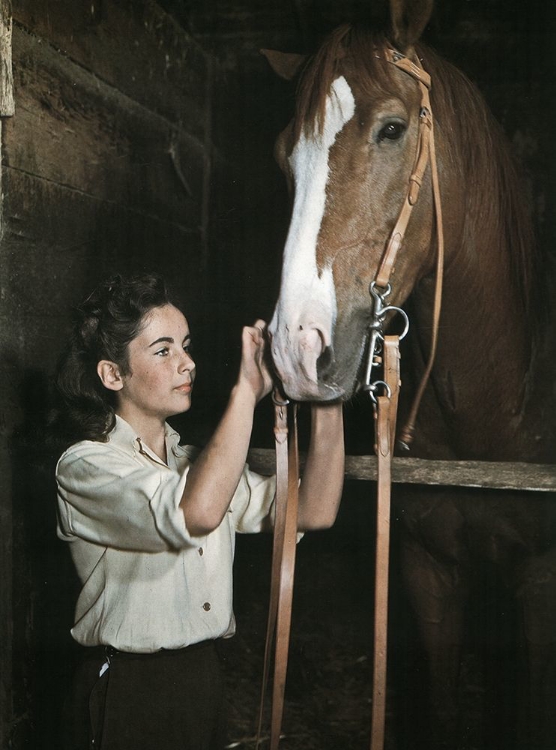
left=149, top=336, right=174, bottom=347
left=148, top=334, right=191, bottom=348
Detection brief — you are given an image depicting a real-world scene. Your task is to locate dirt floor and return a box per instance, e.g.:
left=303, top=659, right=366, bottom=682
left=220, top=483, right=516, bottom=750
left=222, top=535, right=381, bottom=750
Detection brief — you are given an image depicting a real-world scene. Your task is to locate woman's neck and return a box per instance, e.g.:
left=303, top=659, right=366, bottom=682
left=116, top=408, right=168, bottom=463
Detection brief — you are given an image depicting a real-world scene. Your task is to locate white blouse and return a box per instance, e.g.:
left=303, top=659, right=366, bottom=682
left=56, top=415, right=276, bottom=653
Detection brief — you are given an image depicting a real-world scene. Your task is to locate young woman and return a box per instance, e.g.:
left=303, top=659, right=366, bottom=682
left=54, top=273, right=344, bottom=750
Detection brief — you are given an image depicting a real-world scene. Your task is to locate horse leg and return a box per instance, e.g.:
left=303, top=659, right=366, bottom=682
left=514, top=544, right=556, bottom=750
left=398, top=494, right=469, bottom=750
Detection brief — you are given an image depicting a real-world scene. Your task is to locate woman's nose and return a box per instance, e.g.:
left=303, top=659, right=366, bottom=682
left=179, top=351, right=195, bottom=372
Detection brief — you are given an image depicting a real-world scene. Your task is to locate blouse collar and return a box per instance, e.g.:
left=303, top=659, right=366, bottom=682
left=111, top=414, right=181, bottom=466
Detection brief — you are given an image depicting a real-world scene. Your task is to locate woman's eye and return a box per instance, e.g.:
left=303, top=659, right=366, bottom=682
left=155, top=347, right=169, bottom=356
left=378, top=121, right=406, bottom=142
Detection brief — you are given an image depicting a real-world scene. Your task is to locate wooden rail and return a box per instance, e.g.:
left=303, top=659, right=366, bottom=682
left=247, top=449, right=556, bottom=493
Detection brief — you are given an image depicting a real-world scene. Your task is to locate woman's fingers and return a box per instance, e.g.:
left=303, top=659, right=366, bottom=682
left=238, top=321, right=274, bottom=400
left=251, top=319, right=267, bottom=344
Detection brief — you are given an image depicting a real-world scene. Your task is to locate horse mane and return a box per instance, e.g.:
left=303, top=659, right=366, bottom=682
left=419, top=44, right=538, bottom=332
left=293, top=24, right=539, bottom=334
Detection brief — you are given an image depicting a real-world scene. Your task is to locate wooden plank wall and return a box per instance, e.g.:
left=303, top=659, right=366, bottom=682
left=0, top=2, right=220, bottom=746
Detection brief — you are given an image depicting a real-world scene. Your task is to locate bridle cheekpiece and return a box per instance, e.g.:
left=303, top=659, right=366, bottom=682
left=362, top=46, right=444, bottom=449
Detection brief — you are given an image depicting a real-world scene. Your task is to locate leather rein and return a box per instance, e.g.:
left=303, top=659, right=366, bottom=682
left=257, top=47, right=444, bottom=750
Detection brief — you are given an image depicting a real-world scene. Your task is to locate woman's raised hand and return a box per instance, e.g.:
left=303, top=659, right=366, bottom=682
left=237, top=319, right=274, bottom=403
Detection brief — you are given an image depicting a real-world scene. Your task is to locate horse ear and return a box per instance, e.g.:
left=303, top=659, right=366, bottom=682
left=389, top=0, right=434, bottom=52
left=260, top=49, right=307, bottom=81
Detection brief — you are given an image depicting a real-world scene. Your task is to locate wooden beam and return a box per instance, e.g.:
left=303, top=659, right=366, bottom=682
left=13, top=0, right=210, bottom=137
left=8, top=27, right=207, bottom=225
left=247, top=449, right=556, bottom=493
left=0, top=0, right=14, bottom=116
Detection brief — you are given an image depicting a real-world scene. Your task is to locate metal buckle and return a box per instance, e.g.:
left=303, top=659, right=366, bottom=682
left=363, top=282, right=390, bottom=390
left=362, top=282, right=409, bottom=400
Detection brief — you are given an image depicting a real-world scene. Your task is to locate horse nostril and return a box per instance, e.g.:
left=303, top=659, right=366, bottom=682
left=299, top=327, right=324, bottom=358
left=317, top=345, right=333, bottom=379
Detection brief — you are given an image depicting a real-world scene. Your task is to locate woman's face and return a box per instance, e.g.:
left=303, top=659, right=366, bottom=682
left=116, top=304, right=196, bottom=422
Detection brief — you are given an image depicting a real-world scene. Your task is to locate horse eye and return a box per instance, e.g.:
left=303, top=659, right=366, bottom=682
left=378, top=121, right=406, bottom=142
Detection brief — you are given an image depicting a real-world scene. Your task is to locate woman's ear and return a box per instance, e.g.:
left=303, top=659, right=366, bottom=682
left=97, top=360, right=124, bottom=391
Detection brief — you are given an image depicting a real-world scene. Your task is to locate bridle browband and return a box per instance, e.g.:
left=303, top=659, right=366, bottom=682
left=363, top=46, right=445, bottom=449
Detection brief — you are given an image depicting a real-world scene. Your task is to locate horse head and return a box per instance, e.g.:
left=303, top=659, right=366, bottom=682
left=266, top=1, right=440, bottom=401
left=266, top=1, right=438, bottom=402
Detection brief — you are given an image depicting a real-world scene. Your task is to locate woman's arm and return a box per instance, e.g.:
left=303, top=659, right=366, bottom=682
left=297, top=402, right=345, bottom=531
left=180, top=320, right=273, bottom=536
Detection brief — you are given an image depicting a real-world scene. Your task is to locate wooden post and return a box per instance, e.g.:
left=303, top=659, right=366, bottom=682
left=0, top=3, right=13, bottom=746
left=0, top=0, right=14, bottom=117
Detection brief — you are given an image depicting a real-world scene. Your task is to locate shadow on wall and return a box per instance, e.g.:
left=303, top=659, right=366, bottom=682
left=10, top=368, right=80, bottom=750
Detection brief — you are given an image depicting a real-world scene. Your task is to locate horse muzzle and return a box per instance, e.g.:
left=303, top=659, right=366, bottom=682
left=267, top=322, right=350, bottom=402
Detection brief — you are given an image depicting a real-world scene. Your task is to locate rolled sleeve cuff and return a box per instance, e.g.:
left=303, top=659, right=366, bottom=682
left=149, top=465, right=201, bottom=548
left=231, top=468, right=277, bottom=533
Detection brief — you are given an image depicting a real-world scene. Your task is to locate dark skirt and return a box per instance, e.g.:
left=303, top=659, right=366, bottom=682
left=62, top=641, right=227, bottom=750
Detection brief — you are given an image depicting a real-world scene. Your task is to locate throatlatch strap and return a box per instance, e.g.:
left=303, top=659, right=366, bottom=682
left=370, top=336, right=400, bottom=750
left=397, top=95, right=445, bottom=447
left=256, top=397, right=299, bottom=750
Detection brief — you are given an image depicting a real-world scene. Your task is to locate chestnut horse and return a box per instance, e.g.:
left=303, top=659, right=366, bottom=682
left=265, top=2, right=555, bottom=749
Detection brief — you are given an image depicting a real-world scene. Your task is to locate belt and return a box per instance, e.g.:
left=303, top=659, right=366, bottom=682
left=104, top=640, right=216, bottom=659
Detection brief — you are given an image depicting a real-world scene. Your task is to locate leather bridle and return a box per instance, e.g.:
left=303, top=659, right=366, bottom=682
left=364, top=47, right=445, bottom=450
left=257, top=47, right=444, bottom=750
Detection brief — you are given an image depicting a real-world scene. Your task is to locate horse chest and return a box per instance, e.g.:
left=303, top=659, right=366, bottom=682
left=397, top=488, right=556, bottom=570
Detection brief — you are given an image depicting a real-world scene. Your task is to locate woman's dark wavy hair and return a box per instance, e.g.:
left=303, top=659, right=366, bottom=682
left=53, top=273, right=173, bottom=447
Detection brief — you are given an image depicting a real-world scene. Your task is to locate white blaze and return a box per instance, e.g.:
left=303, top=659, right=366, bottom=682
left=270, top=76, right=355, bottom=390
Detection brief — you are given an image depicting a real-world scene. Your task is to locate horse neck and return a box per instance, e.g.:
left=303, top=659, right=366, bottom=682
left=410, top=143, right=537, bottom=461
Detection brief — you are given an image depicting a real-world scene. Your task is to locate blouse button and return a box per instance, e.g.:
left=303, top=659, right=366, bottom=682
left=202, top=602, right=211, bottom=612
left=198, top=547, right=204, bottom=556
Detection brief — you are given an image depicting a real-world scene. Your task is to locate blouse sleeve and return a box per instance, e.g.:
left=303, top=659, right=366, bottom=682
left=56, top=442, right=199, bottom=552
left=229, top=465, right=277, bottom=534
